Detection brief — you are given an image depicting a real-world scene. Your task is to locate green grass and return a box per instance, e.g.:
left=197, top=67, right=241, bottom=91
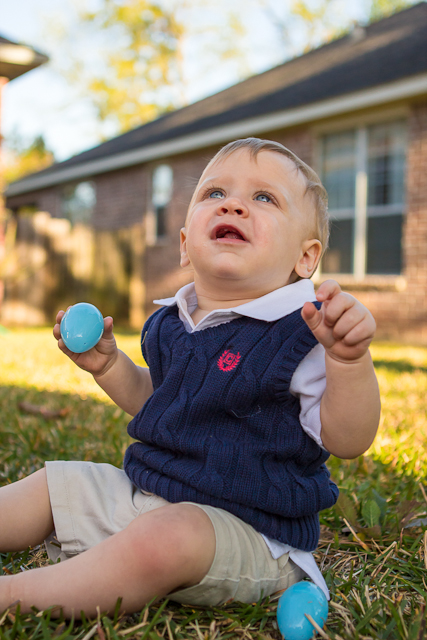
left=1, top=331, right=427, bottom=639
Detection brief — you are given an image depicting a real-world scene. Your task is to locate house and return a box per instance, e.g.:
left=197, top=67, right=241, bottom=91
left=0, top=34, right=49, bottom=314
left=0, top=35, right=49, bottom=169
left=4, top=3, right=427, bottom=341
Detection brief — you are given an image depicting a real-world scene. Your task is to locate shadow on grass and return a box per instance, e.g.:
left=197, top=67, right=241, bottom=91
left=2, top=382, right=427, bottom=638
left=3, top=381, right=425, bottom=526
left=373, top=358, right=427, bottom=374
left=0, top=384, right=131, bottom=484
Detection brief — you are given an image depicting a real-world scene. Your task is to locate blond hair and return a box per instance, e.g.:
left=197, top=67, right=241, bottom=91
left=203, top=137, right=329, bottom=254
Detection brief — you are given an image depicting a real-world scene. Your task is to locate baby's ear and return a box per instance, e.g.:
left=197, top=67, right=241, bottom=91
left=180, top=227, right=190, bottom=268
left=294, top=239, right=322, bottom=278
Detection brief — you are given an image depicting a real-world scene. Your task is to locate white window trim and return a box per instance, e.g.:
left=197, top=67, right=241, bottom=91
left=330, top=203, right=406, bottom=220
left=61, top=180, right=96, bottom=226
left=146, top=164, right=173, bottom=246
left=8, top=78, right=420, bottom=198
left=314, top=114, right=407, bottom=280
left=354, top=127, right=368, bottom=280
left=311, top=105, right=409, bottom=136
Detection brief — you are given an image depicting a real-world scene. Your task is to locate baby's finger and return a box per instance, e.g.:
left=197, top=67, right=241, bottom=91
left=340, top=313, right=376, bottom=347
left=55, top=309, right=66, bottom=325
left=328, top=303, right=366, bottom=340
left=56, top=336, right=76, bottom=359
left=301, top=301, right=323, bottom=332
left=316, top=279, right=342, bottom=302
left=321, top=292, right=356, bottom=328
left=102, top=316, right=114, bottom=337
left=53, top=322, right=61, bottom=340
left=302, top=302, right=336, bottom=349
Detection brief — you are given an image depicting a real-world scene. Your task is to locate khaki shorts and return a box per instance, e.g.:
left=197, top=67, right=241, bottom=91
left=45, top=461, right=305, bottom=606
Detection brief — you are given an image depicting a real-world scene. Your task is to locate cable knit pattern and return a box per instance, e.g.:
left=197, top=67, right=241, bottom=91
left=124, top=304, right=339, bottom=551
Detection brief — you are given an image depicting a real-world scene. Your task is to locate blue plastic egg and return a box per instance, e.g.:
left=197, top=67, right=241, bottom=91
left=60, top=303, right=104, bottom=353
left=277, top=582, right=328, bottom=640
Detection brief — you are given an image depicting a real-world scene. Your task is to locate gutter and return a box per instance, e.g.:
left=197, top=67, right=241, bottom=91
left=6, top=71, right=427, bottom=198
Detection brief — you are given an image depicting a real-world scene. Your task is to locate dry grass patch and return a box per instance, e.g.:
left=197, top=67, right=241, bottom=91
left=1, top=333, right=427, bottom=638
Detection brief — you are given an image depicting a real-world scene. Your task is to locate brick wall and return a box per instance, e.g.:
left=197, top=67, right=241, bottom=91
left=2, top=128, right=327, bottom=326
left=402, top=101, right=427, bottom=341
left=349, top=101, right=427, bottom=342
left=4, top=113, right=427, bottom=340
left=143, top=116, right=427, bottom=342
left=7, top=187, right=62, bottom=218
left=144, top=149, right=207, bottom=314
left=93, top=165, right=148, bottom=230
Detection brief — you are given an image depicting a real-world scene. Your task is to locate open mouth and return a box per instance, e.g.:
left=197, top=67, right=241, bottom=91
left=212, top=224, right=247, bottom=242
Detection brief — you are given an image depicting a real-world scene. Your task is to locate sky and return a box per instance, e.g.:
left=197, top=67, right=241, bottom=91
left=1, top=0, right=110, bottom=160
left=0, top=0, right=372, bottom=162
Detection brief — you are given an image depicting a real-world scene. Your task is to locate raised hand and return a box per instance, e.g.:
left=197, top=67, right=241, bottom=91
left=301, top=279, right=376, bottom=363
left=53, top=309, right=118, bottom=376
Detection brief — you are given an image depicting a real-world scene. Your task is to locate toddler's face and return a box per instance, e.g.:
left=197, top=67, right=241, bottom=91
left=180, top=149, right=322, bottom=295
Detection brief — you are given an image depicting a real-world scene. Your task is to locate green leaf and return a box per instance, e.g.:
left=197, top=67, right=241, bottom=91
left=336, top=492, right=359, bottom=527
left=371, top=489, right=388, bottom=518
left=362, top=499, right=382, bottom=528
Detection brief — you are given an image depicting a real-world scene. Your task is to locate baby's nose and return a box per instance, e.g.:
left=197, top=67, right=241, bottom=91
left=220, top=197, right=248, bottom=216
left=221, top=205, right=244, bottom=214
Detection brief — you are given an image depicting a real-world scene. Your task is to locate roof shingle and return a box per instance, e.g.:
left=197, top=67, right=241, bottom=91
left=7, top=2, right=427, bottom=187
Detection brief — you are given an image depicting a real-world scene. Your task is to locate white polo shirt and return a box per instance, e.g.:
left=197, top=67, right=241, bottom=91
left=154, top=278, right=329, bottom=598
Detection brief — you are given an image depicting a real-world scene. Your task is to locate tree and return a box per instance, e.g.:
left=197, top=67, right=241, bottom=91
left=369, top=0, right=413, bottom=21
left=3, top=135, right=55, bottom=186
left=258, top=0, right=417, bottom=59
left=76, top=0, right=185, bottom=133
left=259, top=0, right=350, bottom=57
left=48, top=0, right=418, bottom=139
left=54, top=0, right=250, bottom=135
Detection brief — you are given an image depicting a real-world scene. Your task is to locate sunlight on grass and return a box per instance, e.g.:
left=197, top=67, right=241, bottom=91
left=1, top=331, right=427, bottom=638
left=0, top=327, right=145, bottom=402
left=369, top=342, right=427, bottom=478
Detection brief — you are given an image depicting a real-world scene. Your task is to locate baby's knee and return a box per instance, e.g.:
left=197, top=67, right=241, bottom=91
left=127, top=504, right=215, bottom=583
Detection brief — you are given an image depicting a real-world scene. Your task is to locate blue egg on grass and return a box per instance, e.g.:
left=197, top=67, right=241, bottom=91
left=60, top=303, right=104, bottom=353
left=277, top=582, right=328, bottom=640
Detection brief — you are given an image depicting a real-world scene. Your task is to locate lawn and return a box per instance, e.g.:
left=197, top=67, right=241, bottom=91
left=1, top=329, right=427, bottom=639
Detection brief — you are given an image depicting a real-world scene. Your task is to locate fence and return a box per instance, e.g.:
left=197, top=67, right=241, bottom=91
left=1, top=211, right=146, bottom=328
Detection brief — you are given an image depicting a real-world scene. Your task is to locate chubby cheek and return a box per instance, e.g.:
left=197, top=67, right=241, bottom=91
left=187, top=228, right=210, bottom=253
left=258, top=220, right=299, bottom=267
left=257, top=217, right=286, bottom=251
left=185, top=233, right=211, bottom=268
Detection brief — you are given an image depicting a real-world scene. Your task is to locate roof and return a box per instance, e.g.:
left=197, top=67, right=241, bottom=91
left=6, top=2, right=427, bottom=197
left=0, top=35, right=48, bottom=81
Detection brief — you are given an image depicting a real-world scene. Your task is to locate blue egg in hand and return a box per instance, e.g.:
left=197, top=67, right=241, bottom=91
left=60, top=303, right=104, bottom=353
left=277, top=582, right=328, bottom=640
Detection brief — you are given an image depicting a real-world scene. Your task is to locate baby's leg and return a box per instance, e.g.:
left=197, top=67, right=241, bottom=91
left=0, top=503, right=215, bottom=618
left=0, top=468, right=54, bottom=551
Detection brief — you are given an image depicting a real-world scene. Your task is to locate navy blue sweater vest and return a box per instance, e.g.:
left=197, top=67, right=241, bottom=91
left=124, top=304, right=339, bottom=551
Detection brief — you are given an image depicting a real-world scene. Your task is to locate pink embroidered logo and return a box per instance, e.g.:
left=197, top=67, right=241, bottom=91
left=217, top=350, right=241, bottom=372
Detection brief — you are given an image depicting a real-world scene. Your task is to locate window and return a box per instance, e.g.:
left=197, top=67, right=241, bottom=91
left=151, top=164, right=173, bottom=240
left=320, top=120, right=407, bottom=277
left=61, top=181, right=96, bottom=225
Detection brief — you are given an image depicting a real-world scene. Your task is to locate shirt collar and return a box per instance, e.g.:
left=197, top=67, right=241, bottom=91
left=153, top=279, right=317, bottom=322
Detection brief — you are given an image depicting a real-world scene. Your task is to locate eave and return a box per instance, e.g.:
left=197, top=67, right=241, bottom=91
left=6, top=71, right=427, bottom=198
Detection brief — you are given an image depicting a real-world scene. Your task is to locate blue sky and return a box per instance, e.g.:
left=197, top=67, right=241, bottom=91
left=1, top=0, right=374, bottom=162
left=1, top=0, right=108, bottom=160
left=2, top=0, right=282, bottom=160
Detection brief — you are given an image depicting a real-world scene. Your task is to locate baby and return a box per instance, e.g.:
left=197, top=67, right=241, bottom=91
left=0, top=138, right=380, bottom=618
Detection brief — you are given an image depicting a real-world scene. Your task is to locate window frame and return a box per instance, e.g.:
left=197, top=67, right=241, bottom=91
left=60, top=180, right=97, bottom=226
left=147, top=164, right=174, bottom=246
left=313, top=108, right=409, bottom=281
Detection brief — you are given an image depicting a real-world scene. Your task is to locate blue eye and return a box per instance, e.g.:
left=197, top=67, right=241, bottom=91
left=255, top=193, right=271, bottom=203
left=209, top=190, right=224, bottom=199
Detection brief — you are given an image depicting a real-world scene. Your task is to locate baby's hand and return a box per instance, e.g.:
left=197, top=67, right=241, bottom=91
left=301, top=280, right=376, bottom=363
left=53, top=309, right=118, bottom=376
